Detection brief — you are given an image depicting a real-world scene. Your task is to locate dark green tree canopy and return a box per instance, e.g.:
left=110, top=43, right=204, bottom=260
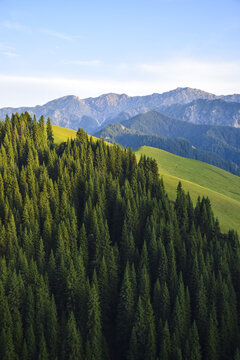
left=0, top=112, right=239, bottom=360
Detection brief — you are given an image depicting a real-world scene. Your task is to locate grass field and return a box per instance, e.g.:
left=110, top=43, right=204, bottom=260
left=136, top=146, right=240, bottom=233
left=52, top=125, right=99, bottom=144
left=52, top=125, right=109, bottom=146
left=52, top=125, right=77, bottom=143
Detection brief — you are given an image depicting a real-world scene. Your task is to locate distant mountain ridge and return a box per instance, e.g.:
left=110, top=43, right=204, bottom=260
left=1, top=87, right=240, bottom=133
left=159, top=99, right=240, bottom=127
left=95, top=111, right=240, bottom=176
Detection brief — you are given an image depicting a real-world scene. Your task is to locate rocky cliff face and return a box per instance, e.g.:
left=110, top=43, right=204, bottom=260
left=0, top=87, right=239, bottom=132
left=160, top=99, right=240, bottom=127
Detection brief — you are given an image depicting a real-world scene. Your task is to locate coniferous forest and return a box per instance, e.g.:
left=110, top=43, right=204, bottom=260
left=0, top=112, right=240, bottom=360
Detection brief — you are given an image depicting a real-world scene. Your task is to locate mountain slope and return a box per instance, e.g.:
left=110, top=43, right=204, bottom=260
left=51, top=124, right=77, bottom=143
left=1, top=112, right=240, bottom=360
left=50, top=123, right=240, bottom=232
left=1, top=87, right=240, bottom=133
left=136, top=146, right=240, bottom=233
left=160, top=98, right=240, bottom=127
left=95, top=111, right=240, bottom=175
left=51, top=124, right=100, bottom=144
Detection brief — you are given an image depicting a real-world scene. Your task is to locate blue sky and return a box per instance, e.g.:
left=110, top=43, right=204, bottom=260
left=0, top=0, right=240, bottom=106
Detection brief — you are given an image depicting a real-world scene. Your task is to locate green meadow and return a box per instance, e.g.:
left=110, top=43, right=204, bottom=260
left=52, top=125, right=100, bottom=144
left=136, top=146, right=240, bottom=233
left=52, top=125, right=77, bottom=143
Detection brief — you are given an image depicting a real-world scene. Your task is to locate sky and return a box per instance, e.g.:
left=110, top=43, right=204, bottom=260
left=0, top=0, right=240, bottom=107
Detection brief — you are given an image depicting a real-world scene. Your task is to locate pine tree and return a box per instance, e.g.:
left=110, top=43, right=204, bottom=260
left=195, top=275, right=208, bottom=343
left=98, top=256, right=110, bottom=327
left=117, top=263, right=135, bottom=357
left=206, top=309, right=219, bottom=360
left=86, top=280, right=102, bottom=360
left=66, top=312, right=83, bottom=360
left=160, top=321, right=171, bottom=360
left=153, top=279, right=161, bottom=323
left=158, top=240, right=168, bottom=284
left=186, top=321, right=201, bottom=360
left=46, top=295, right=58, bottom=359
left=159, top=282, right=170, bottom=322
left=46, top=117, right=54, bottom=147
left=26, top=324, right=36, bottom=360
left=38, top=330, right=49, bottom=360
left=175, top=182, right=187, bottom=228
left=0, top=327, right=17, bottom=360
left=139, top=264, right=150, bottom=303
left=131, top=296, right=156, bottom=360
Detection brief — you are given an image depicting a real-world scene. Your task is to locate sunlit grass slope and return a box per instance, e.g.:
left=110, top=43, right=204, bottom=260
left=136, top=146, right=240, bottom=233
left=52, top=125, right=99, bottom=144
left=52, top=125, right=77, bottom=143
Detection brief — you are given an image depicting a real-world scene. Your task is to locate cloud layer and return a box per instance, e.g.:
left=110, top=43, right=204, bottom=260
left=0, top=58, right=240, bottom=107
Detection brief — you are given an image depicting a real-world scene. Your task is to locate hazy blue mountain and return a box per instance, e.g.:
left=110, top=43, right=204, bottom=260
left=1, top=87, right=239, bottom=133
left=159, top=99, right=240, bottom=127
left=223, top=94, right=240, bottom=103
left=95, top=111, right=240, bottom=175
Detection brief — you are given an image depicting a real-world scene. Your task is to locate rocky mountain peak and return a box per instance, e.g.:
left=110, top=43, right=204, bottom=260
left=0, top=87, right=239, bottom=134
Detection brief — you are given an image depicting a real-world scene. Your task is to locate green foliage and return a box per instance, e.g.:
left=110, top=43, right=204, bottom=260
left=86, top=277, right=102, bottom=360
left=0, top=112, right=239, bottom=360
left=47, top=117, right=54, bottom=147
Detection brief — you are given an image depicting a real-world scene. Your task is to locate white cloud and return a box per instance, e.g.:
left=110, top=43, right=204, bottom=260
left=0, top=42, right=14, bottom=51
left=0, top=74, right=161, bottom=107
left=2, top=20, right=28, bottom=31
left=40, top=29, right=74, bottom=41
left=137, top=59, right=240, bottom=95
left=115, top=62, right=131, bottom=70
left=0, top=58, right=240, bottom=107
left=2, top=21, right=76, bottom=42
left=62, top=60, right=101, bottom=66
left=1, top=51, right=18, bottom=57
left=0, top=43, right=18, bottom=57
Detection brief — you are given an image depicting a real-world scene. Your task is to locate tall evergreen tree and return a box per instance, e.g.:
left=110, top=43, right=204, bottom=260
left=86, top=280, right=102, bottom=360
left=66, top=312, right=83, bottom=360
left=46, top=117, right=54, bottom=147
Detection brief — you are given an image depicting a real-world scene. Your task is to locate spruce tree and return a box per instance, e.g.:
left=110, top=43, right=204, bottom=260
left=66, top=312, right=83, bottom=360
left=117, top=263, right=135, bottom=357
left=86, top=280, right=102, bottom=360
left=46, top=117, right=54, bottom=147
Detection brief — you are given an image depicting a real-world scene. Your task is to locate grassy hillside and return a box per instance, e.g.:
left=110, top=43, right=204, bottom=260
left=52, top=125, right=77, bottom=143
left=136, top=146, right=240, bottom=233
left=52, top=124, right=99, bottom=144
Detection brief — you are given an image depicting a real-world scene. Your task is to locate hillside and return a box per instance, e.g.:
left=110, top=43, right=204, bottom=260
left=136, top=146, right=240, bottom=233
left=51, top=124, right=101, bottom=145
left=95, top=112, right=240, bottom=175
left=51, top=124, right=240, bottom=232
left=0, top=112, right=239, bottom=360
left=52, top=124, right=77, bottom=143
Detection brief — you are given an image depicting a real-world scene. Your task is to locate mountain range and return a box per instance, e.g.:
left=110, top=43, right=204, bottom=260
left=95, top=111, right=240, bottom=176
left=1, top=87, right=240, bottom=133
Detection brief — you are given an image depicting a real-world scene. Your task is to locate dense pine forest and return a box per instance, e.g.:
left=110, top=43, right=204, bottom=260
left=0, top=112, right=240, bottom=360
